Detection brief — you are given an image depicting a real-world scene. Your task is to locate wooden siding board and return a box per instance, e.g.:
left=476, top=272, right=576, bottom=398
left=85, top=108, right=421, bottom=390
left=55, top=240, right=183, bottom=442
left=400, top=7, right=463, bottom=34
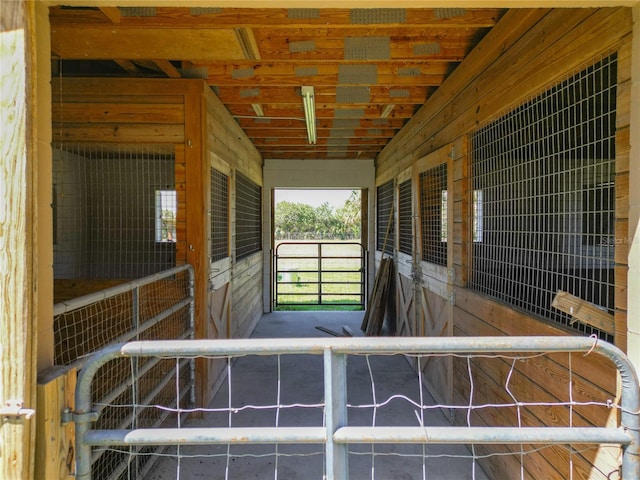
left=54, top=124, right=184, bottom=143
left=52, top=103, right=185, bottom=124
left=451, top=358, right=618, bottom=480
left=617, top=126, right=631, bottom=174
left=615, top=219, right=630, bottom=265
left=453, top=291, right=618, bottom=397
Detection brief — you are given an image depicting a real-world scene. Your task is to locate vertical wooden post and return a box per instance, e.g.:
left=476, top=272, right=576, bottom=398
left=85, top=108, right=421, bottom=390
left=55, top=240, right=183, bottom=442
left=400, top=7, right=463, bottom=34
left=184, top=83, right=210, bottom=407
left=1, top=1, right=37, bottom=478
left=35, top=368, right=76, bottom=480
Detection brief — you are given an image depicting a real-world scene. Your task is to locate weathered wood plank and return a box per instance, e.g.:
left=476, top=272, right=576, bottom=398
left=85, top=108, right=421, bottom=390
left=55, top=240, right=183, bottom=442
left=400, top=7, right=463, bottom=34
left=35, top=367, right=77, bottom=480
left=1, top=2, right=36, bottom=477
left=551, top=291, right=615, bottom=335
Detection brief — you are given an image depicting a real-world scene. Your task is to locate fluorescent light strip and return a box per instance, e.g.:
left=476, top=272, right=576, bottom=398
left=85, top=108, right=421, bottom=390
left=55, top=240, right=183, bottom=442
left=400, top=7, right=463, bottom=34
left=301, top=86, right=317, bottom=145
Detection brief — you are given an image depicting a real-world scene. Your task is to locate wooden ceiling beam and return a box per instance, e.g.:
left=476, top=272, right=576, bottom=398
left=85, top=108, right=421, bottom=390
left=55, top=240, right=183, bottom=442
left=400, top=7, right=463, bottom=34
left=217, top=85, right=427, bottom=104
left=204, top=61, right=451, bottom=76
left=260, top=152, right=377, bottom=160
left=246, top=127, right=398, bottom=138
left=252, top=137, right=388, bottom=146
left=98, top=7, right=121, bottom=23
left=51, top=25, right=247, bottom=60
left=228, top=104, right=417, bottom=118
left=236, top=117, right=408, bottom=129
left=114, top=59, right=140, bottom=74
left=50, top=7, right=502, bottom=28
left=153, top=59, right=182, bottom=78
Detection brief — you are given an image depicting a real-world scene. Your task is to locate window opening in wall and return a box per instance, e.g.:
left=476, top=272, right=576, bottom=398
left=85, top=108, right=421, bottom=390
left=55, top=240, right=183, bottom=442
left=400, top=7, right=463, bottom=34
left=236, top=172, right=262, bottom=260
left=398, top=180, right=413, bottom=255
left=419, top=163, right=447, bottom=266
left=376, top=180, right=394, bottom=254
left=210, top=168, right=229, bottom=262
left=155, top=190, right=177, bottom=242
left=470, top=54, right=617, bottom=340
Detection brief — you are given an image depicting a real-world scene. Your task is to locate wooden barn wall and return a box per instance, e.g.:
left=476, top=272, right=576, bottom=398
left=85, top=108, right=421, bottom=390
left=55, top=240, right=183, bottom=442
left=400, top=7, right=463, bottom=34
left=375, top=8, right=632, bottom=480
left=202, top=85, right=264, bottom=395
left=50, top=78, right=264, bottom=407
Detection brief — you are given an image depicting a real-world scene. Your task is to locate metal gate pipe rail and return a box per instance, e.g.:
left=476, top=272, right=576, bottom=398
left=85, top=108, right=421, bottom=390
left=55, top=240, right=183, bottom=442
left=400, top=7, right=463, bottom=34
left=74, top=336, right=640, bottom=480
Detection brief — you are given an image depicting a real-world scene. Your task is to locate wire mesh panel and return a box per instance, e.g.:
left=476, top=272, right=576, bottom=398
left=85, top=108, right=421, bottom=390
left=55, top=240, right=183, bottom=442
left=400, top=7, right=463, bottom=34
left=54, top=265, right=195, bottom=480
left=210, top=167, right=229, bottom=263
left=419, top=163, right=447, bottom=266
left=398, top=179, right=413, bottom=255
left=52, top=143, right=178, bottom=280
left=470, top=54, right=617, bottom=339
left=376, top=180, right=394, bottom=254
left=235, top=172, right=262, bottom=260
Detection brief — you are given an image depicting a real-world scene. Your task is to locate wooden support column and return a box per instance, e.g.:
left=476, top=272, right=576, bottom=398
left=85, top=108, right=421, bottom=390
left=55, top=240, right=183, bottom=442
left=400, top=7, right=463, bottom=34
left=1, top=1, right=37, bottom=478
left=35, top=368, right=76, bottom=480
left=183, top=83, right=211, bottom=408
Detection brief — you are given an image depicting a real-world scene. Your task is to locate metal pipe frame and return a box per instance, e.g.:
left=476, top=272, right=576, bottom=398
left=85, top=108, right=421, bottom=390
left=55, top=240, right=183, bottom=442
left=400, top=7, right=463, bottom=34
left=74, top=336, right=640, bottom=480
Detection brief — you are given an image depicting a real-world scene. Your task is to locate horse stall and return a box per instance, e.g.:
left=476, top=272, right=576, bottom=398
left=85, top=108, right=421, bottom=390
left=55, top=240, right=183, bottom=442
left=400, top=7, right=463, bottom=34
left=36, top=77, right=264, bottom=480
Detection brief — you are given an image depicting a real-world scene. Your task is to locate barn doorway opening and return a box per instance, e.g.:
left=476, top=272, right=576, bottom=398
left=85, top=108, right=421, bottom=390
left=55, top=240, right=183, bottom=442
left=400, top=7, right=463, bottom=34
left=273, top=189, right=365, bottom=311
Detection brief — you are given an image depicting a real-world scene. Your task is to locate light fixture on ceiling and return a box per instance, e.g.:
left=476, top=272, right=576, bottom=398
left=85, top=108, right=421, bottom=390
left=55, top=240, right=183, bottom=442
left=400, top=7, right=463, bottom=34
left=301, top=85, right=317, bottom=145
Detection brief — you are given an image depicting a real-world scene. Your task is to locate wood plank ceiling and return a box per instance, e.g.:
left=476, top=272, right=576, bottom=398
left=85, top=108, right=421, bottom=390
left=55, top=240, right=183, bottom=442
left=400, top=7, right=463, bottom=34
left=49, top=6, right=504, bottom=160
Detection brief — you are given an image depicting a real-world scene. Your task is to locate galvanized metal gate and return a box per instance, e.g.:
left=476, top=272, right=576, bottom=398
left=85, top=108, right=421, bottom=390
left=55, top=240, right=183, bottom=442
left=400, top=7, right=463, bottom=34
left=72, top=336, right=640, bottom=480
left=274, top=242, right=366, bottom=309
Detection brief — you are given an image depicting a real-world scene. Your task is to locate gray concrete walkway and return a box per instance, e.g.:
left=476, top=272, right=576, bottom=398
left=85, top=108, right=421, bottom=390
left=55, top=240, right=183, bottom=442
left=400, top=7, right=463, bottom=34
left=148, top=311, right=489, bottom=479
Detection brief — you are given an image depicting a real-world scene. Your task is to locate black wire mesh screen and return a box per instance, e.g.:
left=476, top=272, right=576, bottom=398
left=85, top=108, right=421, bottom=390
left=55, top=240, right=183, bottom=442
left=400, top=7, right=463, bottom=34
left=470, top=54, right=617, bottom=340
left=419, top=163, right=448, bottom=266
left=398, top=179, right=413, bottom=255
left=52, top=144, right=177, bottom=280
left=376, top=180, right=394, bottom=254
left=210, top=167, right=229, bottom=263
left=235, top=172, right=262, bottom=260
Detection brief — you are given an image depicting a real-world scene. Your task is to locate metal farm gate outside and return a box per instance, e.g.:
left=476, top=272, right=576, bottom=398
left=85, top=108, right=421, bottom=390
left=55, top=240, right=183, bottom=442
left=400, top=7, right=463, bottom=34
left=274, top=242, right=366, bottom=310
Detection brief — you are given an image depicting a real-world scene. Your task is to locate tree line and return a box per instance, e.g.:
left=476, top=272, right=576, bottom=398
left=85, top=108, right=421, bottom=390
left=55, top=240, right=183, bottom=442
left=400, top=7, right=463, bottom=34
left=274, top=191, right=360, bottom=240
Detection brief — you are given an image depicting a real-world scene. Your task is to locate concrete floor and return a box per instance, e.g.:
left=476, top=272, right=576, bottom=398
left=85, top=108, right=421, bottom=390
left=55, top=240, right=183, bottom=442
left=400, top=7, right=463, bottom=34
left=147, top=311, right=489, bottom=479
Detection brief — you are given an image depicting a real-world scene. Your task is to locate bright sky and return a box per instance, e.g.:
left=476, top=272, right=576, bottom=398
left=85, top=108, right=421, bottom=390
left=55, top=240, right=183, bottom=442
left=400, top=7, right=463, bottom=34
left=274, top=189, right=357, bottom=209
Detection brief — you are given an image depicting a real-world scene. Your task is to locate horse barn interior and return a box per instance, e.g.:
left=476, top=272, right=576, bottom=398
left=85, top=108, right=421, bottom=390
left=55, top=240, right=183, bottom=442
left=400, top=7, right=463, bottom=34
left=3, top=1, right=640, bottom=479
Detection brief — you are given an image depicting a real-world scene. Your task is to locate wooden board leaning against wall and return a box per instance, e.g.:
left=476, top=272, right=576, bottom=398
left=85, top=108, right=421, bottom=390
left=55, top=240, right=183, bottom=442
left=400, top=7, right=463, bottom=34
left=373, top=7, right=633, bottom=480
